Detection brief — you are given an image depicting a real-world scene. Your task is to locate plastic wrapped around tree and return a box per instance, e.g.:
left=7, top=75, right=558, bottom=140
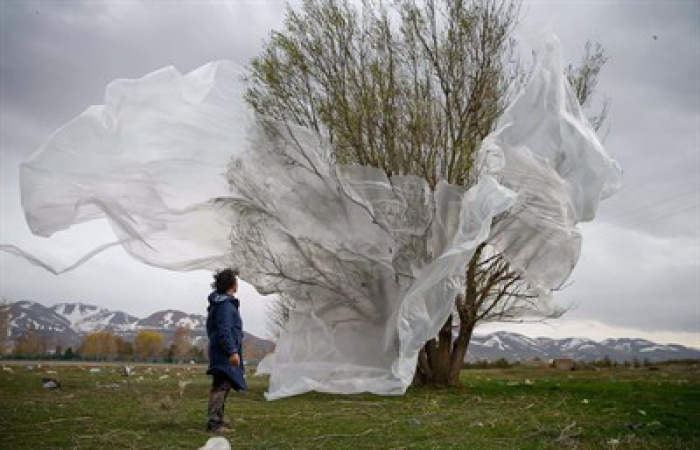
left=2, top=36, right=621, bottom=399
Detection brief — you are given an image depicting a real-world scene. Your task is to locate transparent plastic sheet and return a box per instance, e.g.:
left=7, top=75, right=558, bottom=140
left=482, top=39, right=622, bottom=300
left=2, top=36, right=621, bottom=399
left=5, top=61, right=250, bottom=272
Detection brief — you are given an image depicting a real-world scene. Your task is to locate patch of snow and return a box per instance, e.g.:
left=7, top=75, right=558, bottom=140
left=178, top=317, right=200, bottom=329
left=484, top=336, right=507, bottom=350
left=563, top=338, right=590, bottom=350
left=55, top=303, right=107, bottom=330
left=640, top=346, right=669, bottom=353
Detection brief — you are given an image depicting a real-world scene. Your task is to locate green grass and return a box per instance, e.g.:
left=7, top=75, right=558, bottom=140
left=0, top=362, right=698, bottom=449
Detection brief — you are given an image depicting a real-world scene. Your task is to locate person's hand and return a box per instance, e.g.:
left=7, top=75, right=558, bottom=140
left=228, top=353, right=240, bottom=366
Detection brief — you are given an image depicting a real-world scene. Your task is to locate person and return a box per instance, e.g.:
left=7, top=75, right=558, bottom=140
left=205, top=268, right=247, bottom=433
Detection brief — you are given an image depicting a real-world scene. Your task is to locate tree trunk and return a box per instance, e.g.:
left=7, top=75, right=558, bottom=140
left=413, top=245, right=483, bottom=387
left=413, top=314, right=474, bottom=387
left=447, top=320, right=475, bottom=386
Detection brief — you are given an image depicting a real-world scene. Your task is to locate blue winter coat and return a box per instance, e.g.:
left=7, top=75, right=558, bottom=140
left=206, top=292, right=247, bottom=391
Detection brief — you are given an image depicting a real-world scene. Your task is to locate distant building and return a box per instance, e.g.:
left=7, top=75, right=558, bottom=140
left=550, top=358, right=577, bottom=370
left=521, top=357, right=548, bottom=367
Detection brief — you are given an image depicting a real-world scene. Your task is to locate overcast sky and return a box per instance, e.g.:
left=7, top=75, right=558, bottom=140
left=1, top=0, right=698, bottom=345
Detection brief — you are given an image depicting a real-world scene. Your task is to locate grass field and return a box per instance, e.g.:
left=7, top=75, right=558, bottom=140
left=0, top=361, right=698, bottom=449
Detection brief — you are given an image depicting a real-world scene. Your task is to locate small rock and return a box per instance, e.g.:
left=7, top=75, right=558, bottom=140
left=581, top=399, right=589, bottom=404
left=160, top=395, right=173, bottom=411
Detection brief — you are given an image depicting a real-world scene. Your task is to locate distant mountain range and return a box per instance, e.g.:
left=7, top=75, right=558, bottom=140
left=7, top=300, right=273, bottom=356
left=6, top=300, right=699, bottom=362
left=467, top=331, right=700, bottom=363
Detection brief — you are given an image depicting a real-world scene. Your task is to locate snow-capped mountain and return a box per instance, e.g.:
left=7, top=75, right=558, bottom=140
left=51, top=303, right=139, bottom=333
left=8, top=301, right=80, bottom=345
left=137, top=309, right=206, bottom=331
left=7, top=301, right=698, bottom=362
left=6, top=300, right=270, bottom=353
left=467, top=331, right=700, bottom=363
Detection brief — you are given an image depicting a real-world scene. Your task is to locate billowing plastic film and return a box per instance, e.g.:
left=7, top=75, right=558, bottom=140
left=3, top=37, right=620, bottom=399
left=482, top=40, right=622, bottom=293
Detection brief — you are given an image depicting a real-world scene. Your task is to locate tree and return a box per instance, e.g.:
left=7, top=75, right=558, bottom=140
left=266, top=294, right=295, bottom=340
left=13, top=324, right=47, bottom=357
left=171, top=326, right=193, bottom=363
left=246, top=0, right=608, bottom=386
left=0, top=299, right=10, bottom=355
left=79, top=331, right=122, bottom=361
left=189, top=345, right=206, bottom=364
left=134, top=331, right=165, bottom=362
left=63, top=347, right=76, bottom=360
left=117, top=339, right=133, bottom=361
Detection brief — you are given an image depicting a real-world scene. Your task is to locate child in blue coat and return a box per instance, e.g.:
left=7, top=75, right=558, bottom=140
left=206, top=268, right=247, bottom=433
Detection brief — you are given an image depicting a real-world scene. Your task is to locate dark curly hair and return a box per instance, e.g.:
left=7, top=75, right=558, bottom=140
left=212, top=268, right=239, bottom=294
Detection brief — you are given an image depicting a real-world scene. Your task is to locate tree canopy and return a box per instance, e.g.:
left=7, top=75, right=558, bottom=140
left=245, top=0, right=609, bottom=386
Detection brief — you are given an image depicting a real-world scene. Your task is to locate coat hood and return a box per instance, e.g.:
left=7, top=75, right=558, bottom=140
left=207, top=291, right=240, bottom=308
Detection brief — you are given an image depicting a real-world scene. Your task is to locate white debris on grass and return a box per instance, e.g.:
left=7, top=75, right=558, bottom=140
left=42, top=378, right=61, bottom=390
left=178, top=380, right=192, bottom=396
left=199, top=437, right=231, bottom=450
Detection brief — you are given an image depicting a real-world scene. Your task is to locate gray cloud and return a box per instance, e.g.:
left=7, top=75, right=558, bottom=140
left=521, top=0, right=699, bottom=239
left=559, top=227, right=698, bottom=333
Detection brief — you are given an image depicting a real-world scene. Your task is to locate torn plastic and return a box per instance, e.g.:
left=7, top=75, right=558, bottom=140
left=2, top=36, right=621, bottom=400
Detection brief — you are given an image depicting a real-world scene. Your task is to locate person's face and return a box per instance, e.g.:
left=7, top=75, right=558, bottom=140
left=231, top=279, right=238, bottom=294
